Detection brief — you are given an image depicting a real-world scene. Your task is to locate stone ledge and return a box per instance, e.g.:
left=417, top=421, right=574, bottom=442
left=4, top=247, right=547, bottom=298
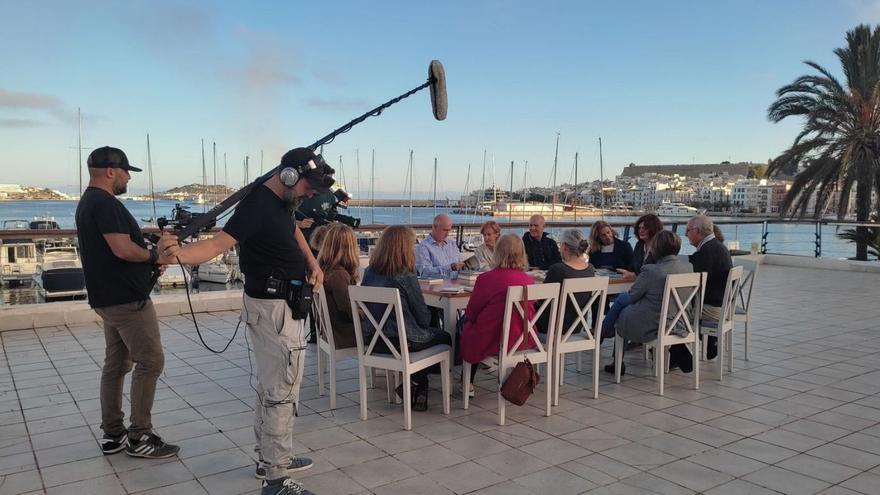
left=0, top=290, right=243, bottom=332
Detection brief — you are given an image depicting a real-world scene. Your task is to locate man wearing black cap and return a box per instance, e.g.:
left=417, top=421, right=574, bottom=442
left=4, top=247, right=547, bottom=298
left=76, top=146, right=180, bottom=459
left=160, top=147, right=332, bottom=495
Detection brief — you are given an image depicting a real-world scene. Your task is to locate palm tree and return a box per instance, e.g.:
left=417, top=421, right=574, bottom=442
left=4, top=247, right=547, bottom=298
left=767, top=24, right=880, bottom=260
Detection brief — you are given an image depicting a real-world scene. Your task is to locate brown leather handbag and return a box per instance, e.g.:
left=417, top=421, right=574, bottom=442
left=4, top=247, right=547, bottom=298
left=500, top=285, right=540, bottom=406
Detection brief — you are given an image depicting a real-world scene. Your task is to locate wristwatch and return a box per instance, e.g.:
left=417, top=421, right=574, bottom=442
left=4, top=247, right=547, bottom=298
left=148, top=246, right=159, bottom=264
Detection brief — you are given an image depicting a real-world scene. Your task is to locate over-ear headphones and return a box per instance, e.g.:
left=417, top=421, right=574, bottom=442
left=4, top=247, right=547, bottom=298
left=279, top=158, right=319, bottom=187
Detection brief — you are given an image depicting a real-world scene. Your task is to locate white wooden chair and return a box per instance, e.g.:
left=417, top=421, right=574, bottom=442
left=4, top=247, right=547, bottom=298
left=349, top=286, right=451, bottom=431
left=551, top=277, right=608, bottom=404
left=314, top=286, right=379, bottom=409
left=700, top=266, right=743, bottom=380
left=462, top=283, right=559, bottom=425
left=732, top=258, right=761, bottom=361
left=615, top=272, right=704, bottom=396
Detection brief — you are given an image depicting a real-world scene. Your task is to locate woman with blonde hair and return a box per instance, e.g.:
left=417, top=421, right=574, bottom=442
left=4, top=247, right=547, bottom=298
left=473, top=220, right=501, bottom=270
left=588, top=221, right=634, bottom=271
left=316, top=224, right=360, bottom=349
left=459, top=234, right=536, bottom=395
left=361, top=225, right=450, bottom=411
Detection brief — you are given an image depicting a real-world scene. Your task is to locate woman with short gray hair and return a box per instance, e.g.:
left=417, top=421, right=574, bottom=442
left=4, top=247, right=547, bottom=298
left=537, top=229, right=595, bottom=334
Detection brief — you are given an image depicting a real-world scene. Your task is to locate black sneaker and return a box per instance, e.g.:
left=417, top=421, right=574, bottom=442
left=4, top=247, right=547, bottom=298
left=603, top=362, right=625, bottom=375
left=261, top=477, right=315, bottom=495
left=255, top=458, right=314, bottom=479
left=100, top=430, right=128, bottom=455
left=125, top=432, right=180, bottom=459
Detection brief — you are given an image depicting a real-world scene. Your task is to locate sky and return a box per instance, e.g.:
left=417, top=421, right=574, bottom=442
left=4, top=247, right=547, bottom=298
left=1, top=0, right=878, bottom=198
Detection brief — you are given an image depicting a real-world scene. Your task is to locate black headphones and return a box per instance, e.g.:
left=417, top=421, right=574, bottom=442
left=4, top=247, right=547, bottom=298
left=279, top=159, right=315, bottom=187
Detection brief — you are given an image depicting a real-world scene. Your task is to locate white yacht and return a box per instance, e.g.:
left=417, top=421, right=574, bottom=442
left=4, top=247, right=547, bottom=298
left=158, top=264, right=189, bottom=287
left=1, top=235, right=39, bottom=286
left=656, top=202, right=700, bottom=217
left=33, top=247, right=87, bottom=299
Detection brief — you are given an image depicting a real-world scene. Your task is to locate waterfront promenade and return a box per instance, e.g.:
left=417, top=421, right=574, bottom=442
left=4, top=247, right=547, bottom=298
left=2, top=263, right=880, bottom=495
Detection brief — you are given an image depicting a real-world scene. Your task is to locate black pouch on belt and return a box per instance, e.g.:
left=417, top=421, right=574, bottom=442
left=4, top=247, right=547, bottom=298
left=285, top=280, right=314, bottom=320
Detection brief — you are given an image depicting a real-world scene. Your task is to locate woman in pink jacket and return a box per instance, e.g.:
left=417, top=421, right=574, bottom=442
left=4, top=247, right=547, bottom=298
left=460, top=234, right=536, bottom=396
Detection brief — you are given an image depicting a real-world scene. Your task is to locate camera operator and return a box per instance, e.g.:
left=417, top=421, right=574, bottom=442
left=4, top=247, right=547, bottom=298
left=75, top=146, right=180, bottom=459
left=160, top=148, right=331, bottom=495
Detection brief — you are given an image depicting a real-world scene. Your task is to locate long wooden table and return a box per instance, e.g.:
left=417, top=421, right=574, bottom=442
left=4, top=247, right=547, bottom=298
left=420, top=273, right=635, bottom=363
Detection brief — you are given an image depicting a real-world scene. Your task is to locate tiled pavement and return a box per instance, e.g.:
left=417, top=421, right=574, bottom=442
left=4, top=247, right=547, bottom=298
left=2, top=264, right=880, bottom=495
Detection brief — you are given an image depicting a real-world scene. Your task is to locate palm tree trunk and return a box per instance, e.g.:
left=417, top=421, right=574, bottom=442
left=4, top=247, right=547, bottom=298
left=855, top=178, right=870, bottom=261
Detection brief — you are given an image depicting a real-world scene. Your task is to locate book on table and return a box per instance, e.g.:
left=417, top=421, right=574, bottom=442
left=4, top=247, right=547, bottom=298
left=418, top=276, right=444, bottom=285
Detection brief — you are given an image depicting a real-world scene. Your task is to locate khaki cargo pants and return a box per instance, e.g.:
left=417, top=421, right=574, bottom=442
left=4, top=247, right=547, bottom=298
left=244, top=295, right=306, bottom=481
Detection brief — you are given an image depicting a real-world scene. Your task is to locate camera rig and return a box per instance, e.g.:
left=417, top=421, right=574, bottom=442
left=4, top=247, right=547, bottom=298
left=157, top=204, right=216, bottom=237
left=295, top=188, right=361, bottom=229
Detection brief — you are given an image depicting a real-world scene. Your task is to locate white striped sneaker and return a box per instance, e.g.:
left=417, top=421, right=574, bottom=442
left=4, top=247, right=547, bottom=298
left=100, top=430, right=128, bottom=455
left=125, top=432, right=180, bottom=459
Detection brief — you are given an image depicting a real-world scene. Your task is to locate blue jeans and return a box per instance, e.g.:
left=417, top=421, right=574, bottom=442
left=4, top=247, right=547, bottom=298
left=601, top=292, right=631, bottom=339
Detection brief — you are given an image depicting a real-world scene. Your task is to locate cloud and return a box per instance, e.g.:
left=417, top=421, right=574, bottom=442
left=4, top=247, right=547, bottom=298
left=0, top=89, right=63, bottom=110
left=0, top=117, right=43, bottom=128
left=305, top=97, right=369, bottom=112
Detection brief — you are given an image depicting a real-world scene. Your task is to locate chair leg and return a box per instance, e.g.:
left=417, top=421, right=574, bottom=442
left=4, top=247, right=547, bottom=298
left=369, top=368, right=376, bottom=389
left=402, top=373, right=412, bottom=431
left=358, top=365, right=368, bottom=420
left=441, top=358, right=451, bottom=415
left=657, top=343, right=665, bottom=396
left=545, top=360, right=552, bottom=417
left=744, top=316, right=751, bottom=361
left=552, top=351, right=561, bottom=407
left=727, top=330, right=734, bottom=373
left=576, top=350, right=582, bottom=372
left=717, top=330, right=724, bottom=381
left=497, top=366, right=507, bottom=426
left=385, top=369, right=394, bottom=403
left=592, top=345, right=600, bottom=399
left=317, top=348, right=325, bottom=397
left=462, top=362, right=472, bottom=410
left=693, top=337, right=700, bottom=390
left=614, top=336, right=623, bottom=384
left=701, top=333, right=708, bottom=361
left=329, top=353, right=337, bottom=410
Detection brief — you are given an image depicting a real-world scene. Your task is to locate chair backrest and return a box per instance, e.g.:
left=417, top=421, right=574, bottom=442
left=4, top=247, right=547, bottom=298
left=348, top=285, right=410, bottom=363
left=719, top=266, right=744, bottom=328
left=657, top=272, right=705, bottom=340
left=732, top=258, right=760, bottom=311
left=556, top=277, right=609, bottom=345
left=313, top=286, right=337, bottom=349
left=500, top=282, right=560, bottom=361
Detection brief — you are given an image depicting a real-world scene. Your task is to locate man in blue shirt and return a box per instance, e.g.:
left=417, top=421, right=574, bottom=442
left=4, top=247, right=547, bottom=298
left=416, top=214, right=463, bottom=278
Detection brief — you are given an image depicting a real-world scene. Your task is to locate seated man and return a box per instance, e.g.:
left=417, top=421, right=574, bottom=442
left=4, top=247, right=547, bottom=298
left=522, top=214, right=561, bottom=270
left=685, top=214, right=732, bottom=360
left=416, top=214, right=464, bottom=278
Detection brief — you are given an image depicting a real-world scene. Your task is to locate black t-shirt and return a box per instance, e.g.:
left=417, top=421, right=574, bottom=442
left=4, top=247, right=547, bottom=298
left=75, top=187, right=153, bottom=308
left=223, top=185, right=306, bottom=297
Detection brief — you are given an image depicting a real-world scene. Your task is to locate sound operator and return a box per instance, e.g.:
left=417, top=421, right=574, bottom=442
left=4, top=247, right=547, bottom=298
left=160, top=148, right=331, bottom=495
left=76, top=146, right=180, bottom=460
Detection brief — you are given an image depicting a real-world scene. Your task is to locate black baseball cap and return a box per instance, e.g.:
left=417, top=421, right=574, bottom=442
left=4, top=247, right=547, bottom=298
left=280, top=147, right=335, bottom=192
left=87, top=146, right=142, bottom=172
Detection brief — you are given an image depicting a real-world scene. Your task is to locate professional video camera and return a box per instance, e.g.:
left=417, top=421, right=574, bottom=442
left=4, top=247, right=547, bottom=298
left=157, top=203, right=216, bottom=233
left=296, top=187, right=361, bottom=229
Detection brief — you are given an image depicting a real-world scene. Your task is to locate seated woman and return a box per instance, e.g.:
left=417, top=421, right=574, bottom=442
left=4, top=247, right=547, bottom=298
left=460, top=234, right=536, bottom=396
left=604, top=230, right=695, bottom=374
left=588, top=221, right=634, bottom=271
left=618, top=214, right=664, bottom=277
left=537, top=229, right=595, bottom=334
left=316, top=224, right=359, bottom=349
left=472, top=220, right=501, bottom=271
left=361, top=225, right=451, bottom=412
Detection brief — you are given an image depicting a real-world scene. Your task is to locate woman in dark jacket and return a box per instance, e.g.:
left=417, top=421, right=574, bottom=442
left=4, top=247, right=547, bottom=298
left=587, top=221, right=633, bottom=271
left=619, top=214, right=664, bottom=276
left=316, top=224, right=360, bottom=349
left=538, top=229, right=595, bottom=335
left=361, top=225, right=450, bottom=411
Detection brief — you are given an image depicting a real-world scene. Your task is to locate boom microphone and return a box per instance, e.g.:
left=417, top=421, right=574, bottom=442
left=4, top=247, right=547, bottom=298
left=175, top=60, right=448, bottom=241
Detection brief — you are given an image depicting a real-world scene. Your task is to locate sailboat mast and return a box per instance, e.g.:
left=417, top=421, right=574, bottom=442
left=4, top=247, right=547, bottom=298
left=509, top=160, right=514, bottom=224
left=147, top=133, right=156, bottom=224
left=432, top=157, right=438, bottom=217
left=408, top=150, right=414, bottom=224
left=552, top=132, right=559, bottom=224
left=370, top=149, right=375, bottom=224
left=223, top=153, right=228, bottom=187
left=77, top=107, right=83, bottom=196
left=478, top=150, right=487, bottom=224
left=462, top=163, right=471, bottom=219
left=574, top=152, right=579, bottom=223
left=201, top=139, right=207, bottom=212
left=212, top=141, right=217, bottom=197
left=599, top=137, right=605, bottom=212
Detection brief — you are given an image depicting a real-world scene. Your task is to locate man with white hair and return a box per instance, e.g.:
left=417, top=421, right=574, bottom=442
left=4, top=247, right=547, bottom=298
left=685, top=214, right=732, bottom=360
left=522, top=214, right=561, bottom=270
left=416, top=214, right=464, bottom=278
